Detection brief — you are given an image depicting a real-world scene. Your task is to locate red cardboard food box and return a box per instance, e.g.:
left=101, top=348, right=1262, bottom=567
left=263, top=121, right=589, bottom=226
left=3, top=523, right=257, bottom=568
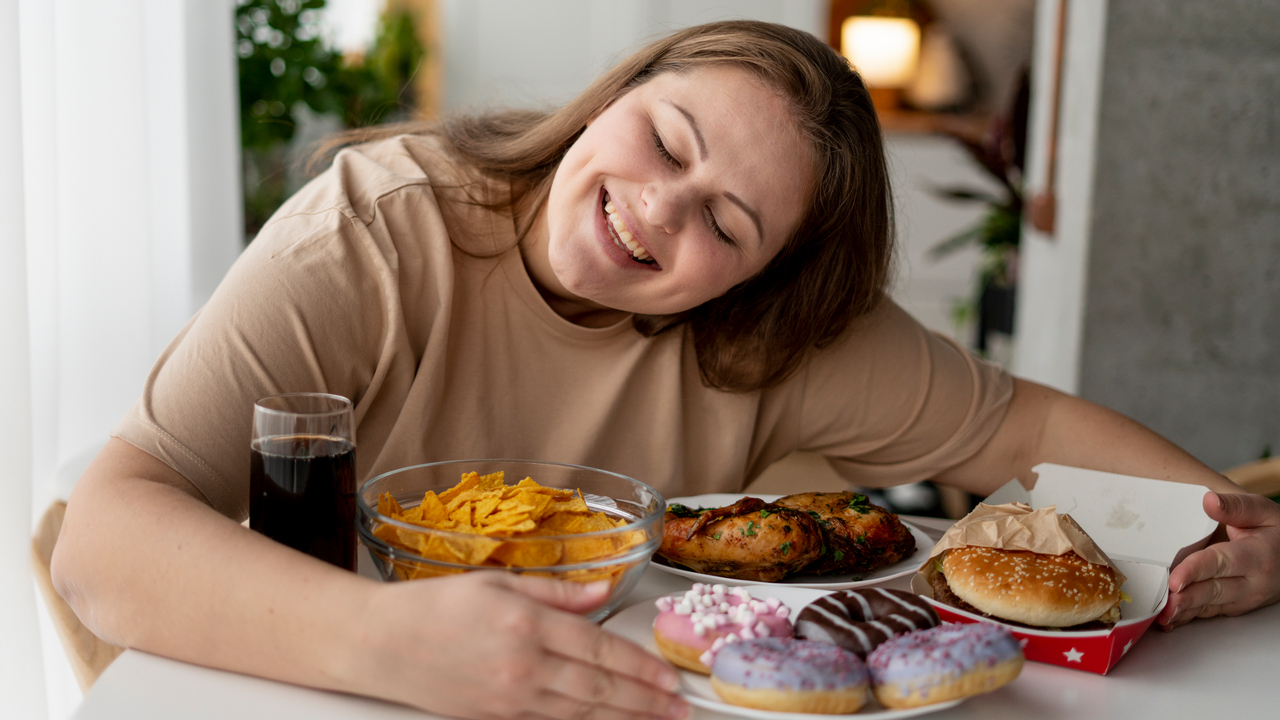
left=911, top=463, right=1218, bottom=675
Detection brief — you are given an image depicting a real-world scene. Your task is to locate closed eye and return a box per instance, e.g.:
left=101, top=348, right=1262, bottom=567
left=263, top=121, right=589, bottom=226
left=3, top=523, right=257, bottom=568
left=651, top=132, right=681, bottom=169
left=706, top=209, right=736, bottom=247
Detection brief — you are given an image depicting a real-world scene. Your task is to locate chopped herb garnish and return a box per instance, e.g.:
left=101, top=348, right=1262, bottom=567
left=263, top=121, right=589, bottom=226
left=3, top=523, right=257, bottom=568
left=711, top=531, right=722, bottom=540
left=832, top=550, right=845, bottom=562
left=780, top=541, right=792, bottom=556
left=847, top=494, right=871, bottom=513
left=742, top=521, right=758, bottom=537
left=854, top=533, right=868, bottom=544
left=759, top=509, right=772, bottom=518
left=783, top=524, right=792, bottom=533
left=667, top=504, right=704, bottom=518
left=806, top=510, right=822, bottom=520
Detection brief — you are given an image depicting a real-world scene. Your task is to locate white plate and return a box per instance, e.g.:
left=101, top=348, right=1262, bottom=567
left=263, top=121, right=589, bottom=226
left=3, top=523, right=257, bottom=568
left=652, top=494, right=934, bottom=589
left=603, top=585, right=963, bottom=719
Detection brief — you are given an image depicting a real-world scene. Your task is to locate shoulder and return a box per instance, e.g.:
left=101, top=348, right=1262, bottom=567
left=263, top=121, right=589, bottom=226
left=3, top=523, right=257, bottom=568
left=265, top=134, right=454, bottom=225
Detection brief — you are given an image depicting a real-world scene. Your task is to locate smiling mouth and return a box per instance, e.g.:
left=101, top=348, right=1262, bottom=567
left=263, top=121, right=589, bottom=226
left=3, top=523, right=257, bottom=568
left=602, top=192, right=655, bottom=265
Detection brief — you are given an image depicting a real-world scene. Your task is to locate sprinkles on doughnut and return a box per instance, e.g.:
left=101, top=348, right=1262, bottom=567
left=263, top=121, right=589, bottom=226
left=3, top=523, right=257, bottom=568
left=709, top=637, right=870, bottom=714
left=652, top=583, right=793, bottom=674
left=867, top=622, right=1024, bottom=708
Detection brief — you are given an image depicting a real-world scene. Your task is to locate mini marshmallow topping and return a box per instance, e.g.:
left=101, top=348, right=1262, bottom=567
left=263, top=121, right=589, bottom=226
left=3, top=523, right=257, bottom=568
left=653, top=583, right=793, bottom=668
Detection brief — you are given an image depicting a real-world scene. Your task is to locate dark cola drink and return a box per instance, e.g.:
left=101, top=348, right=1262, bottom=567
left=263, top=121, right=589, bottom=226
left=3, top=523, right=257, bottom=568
left=250, top=434, right=357, bottom=571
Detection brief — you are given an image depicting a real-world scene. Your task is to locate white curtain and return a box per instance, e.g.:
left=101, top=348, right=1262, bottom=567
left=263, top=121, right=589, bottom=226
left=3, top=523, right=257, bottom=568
left=1, top=1, right=242, bottom=717
left=1, top=0, right=45, bottom=717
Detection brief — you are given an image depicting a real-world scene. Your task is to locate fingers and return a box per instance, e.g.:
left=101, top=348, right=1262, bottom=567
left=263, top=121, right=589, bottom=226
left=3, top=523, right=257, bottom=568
left=530, top=691, right=681, bottom=720
left=1168, top=542, right=1249, bottom=592
left=1158, top=576, right=1256, bottom=630
left=1203, top=491, right=1280, bottom=529
left=537, top=612, right=680, bottom=694
left=543, top=658, right=688, bottom=720
left=1157, top=573, right=1254, bottom=625
left=500, top=572, right=613, bottom=613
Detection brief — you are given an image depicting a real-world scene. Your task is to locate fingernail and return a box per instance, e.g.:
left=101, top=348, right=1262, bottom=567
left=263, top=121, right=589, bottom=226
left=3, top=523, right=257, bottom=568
left=584, top=580, right=611, bottom=596
left=660, top=669, right=680, bottom=692
left=1213, top=491, right=1224, bottom=510
left=1176, top=581, right=1186, bottom=593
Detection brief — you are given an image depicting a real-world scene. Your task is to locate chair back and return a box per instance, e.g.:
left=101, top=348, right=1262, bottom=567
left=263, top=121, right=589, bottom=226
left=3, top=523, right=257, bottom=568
left=30, top=500, right=125, bottom=691
left=1222, top=457, right=1280, bottom=498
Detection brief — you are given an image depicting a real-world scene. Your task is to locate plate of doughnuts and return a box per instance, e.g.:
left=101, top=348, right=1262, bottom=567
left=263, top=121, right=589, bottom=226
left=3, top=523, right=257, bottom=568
left=651, top=494, right=934, bottom=589
left=603, top=583, right=1025, bottom=719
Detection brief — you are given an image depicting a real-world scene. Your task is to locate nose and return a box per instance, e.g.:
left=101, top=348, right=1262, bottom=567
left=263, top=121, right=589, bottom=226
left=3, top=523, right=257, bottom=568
left=640, top=181, right=694, bottom=236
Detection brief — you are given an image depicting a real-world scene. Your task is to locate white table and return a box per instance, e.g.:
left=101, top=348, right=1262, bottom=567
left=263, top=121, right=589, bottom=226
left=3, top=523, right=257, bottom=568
left=74, top=518, right=1279, bottom=719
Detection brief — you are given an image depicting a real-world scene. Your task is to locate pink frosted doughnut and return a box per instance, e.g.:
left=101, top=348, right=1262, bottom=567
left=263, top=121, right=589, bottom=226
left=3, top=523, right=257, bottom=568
left=652, top=584, right=793, bottom=674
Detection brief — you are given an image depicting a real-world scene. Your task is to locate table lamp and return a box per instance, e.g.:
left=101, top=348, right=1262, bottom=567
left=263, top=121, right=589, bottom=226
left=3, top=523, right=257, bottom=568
left=841, top=15, right=920, bottom=111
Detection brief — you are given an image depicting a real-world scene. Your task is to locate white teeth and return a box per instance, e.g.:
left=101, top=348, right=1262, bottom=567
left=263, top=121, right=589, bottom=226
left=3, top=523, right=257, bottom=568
left=603, top=193, right=651, bottom=263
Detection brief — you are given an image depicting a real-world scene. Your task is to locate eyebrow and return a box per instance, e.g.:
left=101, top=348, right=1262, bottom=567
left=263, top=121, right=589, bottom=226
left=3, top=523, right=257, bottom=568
left=664, top=99, right=765, bottom=247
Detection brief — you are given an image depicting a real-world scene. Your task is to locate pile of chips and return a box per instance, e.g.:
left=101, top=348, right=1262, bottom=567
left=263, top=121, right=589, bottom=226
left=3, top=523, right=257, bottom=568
left=372, top=471, right=646, bottom=581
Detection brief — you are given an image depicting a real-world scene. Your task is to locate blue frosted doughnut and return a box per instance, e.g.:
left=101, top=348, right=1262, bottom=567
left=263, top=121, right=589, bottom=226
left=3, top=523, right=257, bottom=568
left=709, top=637, right=870, bottom=713
left=867, top=623, right=1024, bottom=709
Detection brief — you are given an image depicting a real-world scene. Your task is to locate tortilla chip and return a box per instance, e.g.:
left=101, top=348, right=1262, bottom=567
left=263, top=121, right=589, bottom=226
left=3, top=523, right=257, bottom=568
left=374, top=471, right=643, bottom=577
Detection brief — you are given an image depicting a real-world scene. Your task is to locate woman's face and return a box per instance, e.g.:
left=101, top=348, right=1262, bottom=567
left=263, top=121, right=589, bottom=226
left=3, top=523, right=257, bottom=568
left=534, top=65, right=814, bottom=321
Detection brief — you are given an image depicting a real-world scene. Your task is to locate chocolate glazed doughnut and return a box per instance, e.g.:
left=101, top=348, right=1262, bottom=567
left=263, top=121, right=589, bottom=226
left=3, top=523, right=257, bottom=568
left=794, top=589, right=940, bottom=659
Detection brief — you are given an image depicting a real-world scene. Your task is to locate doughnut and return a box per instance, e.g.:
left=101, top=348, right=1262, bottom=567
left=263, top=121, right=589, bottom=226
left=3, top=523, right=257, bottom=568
left=709, top=637, right=869, bottom=714
left=652, top=584, right=793, bottom=674
left=867, top=623, right=1024, bottom=708
left=794, top=588, right=940, bottom=658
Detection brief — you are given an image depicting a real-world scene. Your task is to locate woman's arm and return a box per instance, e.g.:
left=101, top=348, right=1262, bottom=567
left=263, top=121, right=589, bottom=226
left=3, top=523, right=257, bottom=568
left=935, top=378, right=1280, bottom=629
left=53, top=438, right=685, bottom=720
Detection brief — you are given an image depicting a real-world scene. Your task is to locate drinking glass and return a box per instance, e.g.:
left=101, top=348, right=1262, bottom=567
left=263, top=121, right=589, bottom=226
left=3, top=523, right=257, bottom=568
left=250, top=393, right=357, bottom=571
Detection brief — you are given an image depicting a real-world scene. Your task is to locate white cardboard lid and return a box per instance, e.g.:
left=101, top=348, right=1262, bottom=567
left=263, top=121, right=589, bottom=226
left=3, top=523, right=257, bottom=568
left=983, top=463, right=1218, bottom=567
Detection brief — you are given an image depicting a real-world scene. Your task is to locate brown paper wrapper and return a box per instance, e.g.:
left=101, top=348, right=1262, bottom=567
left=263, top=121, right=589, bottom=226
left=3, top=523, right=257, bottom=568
left=916, top=502, right=1127, bottom=593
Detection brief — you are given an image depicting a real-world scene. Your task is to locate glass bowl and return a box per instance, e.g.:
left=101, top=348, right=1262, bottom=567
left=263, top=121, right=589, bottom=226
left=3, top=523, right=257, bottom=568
left=357, top=459, right=665, bottom=621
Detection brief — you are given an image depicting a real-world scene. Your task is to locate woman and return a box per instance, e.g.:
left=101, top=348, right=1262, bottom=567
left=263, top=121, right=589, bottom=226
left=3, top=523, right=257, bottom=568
left=53, top=21, right=1278, bottom=720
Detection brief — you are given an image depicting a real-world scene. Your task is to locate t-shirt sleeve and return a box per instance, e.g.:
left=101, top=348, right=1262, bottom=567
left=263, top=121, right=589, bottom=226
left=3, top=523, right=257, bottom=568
left=112, top=205, right=391, bottom=520
left=797, top=299, right=1013, bottom=487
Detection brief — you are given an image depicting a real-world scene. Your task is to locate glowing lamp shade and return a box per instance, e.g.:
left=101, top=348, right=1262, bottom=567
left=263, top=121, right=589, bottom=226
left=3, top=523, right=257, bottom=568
left=841, top=16, right=921, bottom=88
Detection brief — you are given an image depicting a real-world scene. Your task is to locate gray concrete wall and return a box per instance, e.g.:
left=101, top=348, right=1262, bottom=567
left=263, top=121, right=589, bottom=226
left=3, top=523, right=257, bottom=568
left=1079, top=0, right=1280, bottom=471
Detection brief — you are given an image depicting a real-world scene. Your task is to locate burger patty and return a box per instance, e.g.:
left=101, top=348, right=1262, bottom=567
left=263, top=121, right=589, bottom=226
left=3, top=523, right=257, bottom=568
left=929, top=570, right=1117, bottom=631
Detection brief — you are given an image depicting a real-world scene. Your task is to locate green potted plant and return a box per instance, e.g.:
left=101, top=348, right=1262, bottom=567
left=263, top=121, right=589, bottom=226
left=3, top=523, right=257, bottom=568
left=236, top=0, right=425, bottom=240
left=928, top=72, right=1029, bottom=357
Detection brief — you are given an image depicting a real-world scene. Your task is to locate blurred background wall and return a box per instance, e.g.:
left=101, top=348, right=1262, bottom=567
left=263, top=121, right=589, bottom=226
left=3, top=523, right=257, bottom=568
left=1076, top=0, right=1280, bottom=471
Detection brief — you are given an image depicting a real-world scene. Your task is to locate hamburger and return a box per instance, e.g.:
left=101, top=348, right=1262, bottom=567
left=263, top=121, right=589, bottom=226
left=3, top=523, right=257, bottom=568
left=930, top=545, right=1123, bottom=630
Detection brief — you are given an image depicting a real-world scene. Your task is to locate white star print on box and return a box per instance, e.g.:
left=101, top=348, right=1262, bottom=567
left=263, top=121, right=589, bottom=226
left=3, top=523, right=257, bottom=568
left=1123, top=640, right=1134, bottom=656
left=1064, top=648, right=1085, bottom=663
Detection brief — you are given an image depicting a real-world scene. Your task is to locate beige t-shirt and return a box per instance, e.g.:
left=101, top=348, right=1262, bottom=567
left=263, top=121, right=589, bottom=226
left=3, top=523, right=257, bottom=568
left=114, top=135, right=1012, bottom=520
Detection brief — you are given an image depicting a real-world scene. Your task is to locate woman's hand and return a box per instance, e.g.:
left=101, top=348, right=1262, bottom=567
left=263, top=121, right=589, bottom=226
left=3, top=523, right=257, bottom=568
left=351, top=571, right=687, bottom=720
left=1159, top=491, right=1280, bottom=630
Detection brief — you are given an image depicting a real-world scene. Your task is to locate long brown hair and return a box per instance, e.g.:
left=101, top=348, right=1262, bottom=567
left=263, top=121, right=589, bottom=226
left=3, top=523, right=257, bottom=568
left=327, top=21, right=893, bottom=392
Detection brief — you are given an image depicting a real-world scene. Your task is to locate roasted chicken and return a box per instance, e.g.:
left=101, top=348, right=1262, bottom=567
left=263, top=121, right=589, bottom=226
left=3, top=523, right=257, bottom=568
left=773, top=491, right=916, bottom=575
left=657, top=497, right=824, bottom=581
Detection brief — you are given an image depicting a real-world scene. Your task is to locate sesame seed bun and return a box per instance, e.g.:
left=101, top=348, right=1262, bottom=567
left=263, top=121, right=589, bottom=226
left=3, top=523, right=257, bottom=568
left=941, top=547, right=1121, bottom=628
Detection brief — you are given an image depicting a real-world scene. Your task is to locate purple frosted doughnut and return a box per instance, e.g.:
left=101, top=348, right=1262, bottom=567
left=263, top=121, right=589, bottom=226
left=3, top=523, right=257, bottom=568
left=867, top=623, right=1024, bottom=708
left=794, top=588, right=940, bottom=659
left=711, top=637, right=868, bottom=692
